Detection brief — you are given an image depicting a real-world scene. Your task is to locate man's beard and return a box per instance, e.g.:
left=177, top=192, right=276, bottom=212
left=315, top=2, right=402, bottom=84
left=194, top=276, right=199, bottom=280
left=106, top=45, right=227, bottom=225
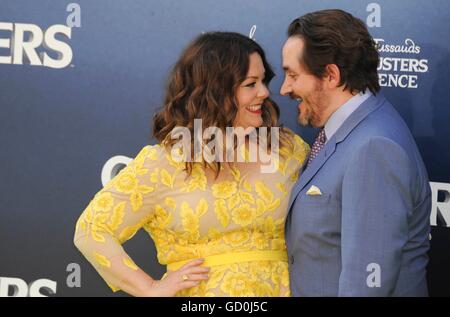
left=298, top=82, right=327, bottom=128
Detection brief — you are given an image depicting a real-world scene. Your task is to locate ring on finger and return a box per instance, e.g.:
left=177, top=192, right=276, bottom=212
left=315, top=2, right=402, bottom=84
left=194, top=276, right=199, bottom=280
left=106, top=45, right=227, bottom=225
left=182, top=274, right=189, bottom=281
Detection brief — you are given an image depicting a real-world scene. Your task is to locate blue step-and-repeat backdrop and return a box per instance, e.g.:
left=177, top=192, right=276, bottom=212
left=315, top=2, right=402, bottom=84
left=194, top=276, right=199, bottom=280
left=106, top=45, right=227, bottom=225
left=0, top=0, right=449, bottom=296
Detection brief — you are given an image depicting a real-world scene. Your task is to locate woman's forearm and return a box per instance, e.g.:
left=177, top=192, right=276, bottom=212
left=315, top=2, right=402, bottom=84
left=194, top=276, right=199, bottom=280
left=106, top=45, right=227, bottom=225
left=74, top=234, right=158, bottom=296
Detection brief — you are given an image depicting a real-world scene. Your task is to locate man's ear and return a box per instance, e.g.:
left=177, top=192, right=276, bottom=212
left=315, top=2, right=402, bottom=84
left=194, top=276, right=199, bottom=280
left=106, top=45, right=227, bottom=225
left=324, top=64, right=341, bottom=89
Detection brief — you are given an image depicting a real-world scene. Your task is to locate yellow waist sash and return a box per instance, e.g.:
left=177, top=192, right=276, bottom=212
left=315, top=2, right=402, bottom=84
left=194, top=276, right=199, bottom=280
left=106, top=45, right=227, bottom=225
left=166, top=250, right=287, bottom=271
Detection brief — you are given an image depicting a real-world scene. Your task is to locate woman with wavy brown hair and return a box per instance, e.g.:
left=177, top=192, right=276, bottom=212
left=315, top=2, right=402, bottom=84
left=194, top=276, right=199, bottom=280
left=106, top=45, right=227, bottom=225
left=74, top=32, right=309, bottom=296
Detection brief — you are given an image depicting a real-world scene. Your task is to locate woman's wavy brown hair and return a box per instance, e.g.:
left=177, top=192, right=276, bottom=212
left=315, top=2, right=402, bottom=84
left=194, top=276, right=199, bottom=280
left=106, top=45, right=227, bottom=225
left=153, top=32, right=293, bottom=178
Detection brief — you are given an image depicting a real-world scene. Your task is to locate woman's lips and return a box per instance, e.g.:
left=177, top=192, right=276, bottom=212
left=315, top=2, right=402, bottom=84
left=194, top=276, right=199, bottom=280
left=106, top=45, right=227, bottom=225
left=246, top=105, right=262, bottom=114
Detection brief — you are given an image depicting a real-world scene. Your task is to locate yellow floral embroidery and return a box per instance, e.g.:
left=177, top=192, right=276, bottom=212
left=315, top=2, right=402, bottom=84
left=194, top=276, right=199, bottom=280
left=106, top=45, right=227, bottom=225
left=180, top=199, right=208, bottom=241
left=165, top=153, right=184, bottom=169
left=240, top=191, right=255, bottom=204
left=154, top=205, right=173, bottom=229
left=290, top=169, right=300, bottom=182
left=230, top=167, right=241, bottom=182
left=276, top=159, right=287, bottom=175
left=266, top=198, right=281, bottom=212
left=252, top=232, right=269, bottom=250
left=271, top=239, right=286, bottom=250
left=130, top=192, right=143, bottom=212
left=206, top=269, right=226, bottom=290
left=281, top=265, right=289, bottom=287
left=227, top=193, right=241, bottom=210
left=91, top=229, right=106, bottom=243
left=256, top=199, right=266, bottom=216
left=118, top=214, right=153, bottom=243
left=212, top=181, right=237, bottom=199
left=106, top=282, right=120, bottom=292
left=279, top=146, right=291, bottom=158
left=254, top=261, right=272, bottom=280
left=257, top=216, right=275, bottom=234
left=272, top=264, right=290, bottom=287
left=214, top=199, right=230, bottom=228
left=94, top=252, right=111, bottom=268
left=181, top=164, right=207, bottom=192
left=147, top=147, right=159, bottom=161
left=160, top=169, right=175, bottom=188
left=254, top=281, right=275, bottom=297
left=293, top=134, right=309, bottom=162
left=108, top=202, right=126, bottom=231
left=119, top=226, right=140, bottom=243
left=243, top=181, right=252, bottom=192
left=196, top=199, right=208, bottom=216
left=164, top=197, right=176, bottom=210
left=223, top=230, right=250, bottom=247
left=207, top=227, right=222, bottom=240
left=127, top=184, right=155, bottom=212
left=114, top=172, right=138, bottom=194
left=231, top=204, right=255, bottom=227
left=123, top=257, right=139, bottom=271
left=220, top=272, right=254, bottom=296
left=81, top=209, right=109, bottom=243
left=92, top=192, right=114, bottom=212
left=276, top=183, right=287, bottom=197
left=255, top=181, right=274, bottom=204
left=150, top=168, right=159, bottom=183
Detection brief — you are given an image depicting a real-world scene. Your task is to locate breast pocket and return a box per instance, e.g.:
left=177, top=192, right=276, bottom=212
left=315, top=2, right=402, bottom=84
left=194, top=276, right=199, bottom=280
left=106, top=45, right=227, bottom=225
left=294, top=192, right=340, bottom=234
left=300, top=193, right=331, bottom=205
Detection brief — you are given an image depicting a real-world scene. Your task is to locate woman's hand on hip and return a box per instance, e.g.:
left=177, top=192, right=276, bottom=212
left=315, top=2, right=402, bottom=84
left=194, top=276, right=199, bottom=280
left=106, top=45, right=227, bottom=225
left=144, top=259, right=210, bottom=297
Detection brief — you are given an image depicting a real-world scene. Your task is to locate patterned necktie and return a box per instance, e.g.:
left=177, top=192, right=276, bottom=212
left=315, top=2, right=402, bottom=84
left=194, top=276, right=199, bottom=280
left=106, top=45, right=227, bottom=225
left=306, top=128, right=327, bottom=168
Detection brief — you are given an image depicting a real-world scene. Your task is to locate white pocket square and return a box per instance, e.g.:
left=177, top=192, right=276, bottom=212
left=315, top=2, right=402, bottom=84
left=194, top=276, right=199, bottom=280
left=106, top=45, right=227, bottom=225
left=306, top=185, right=322, bottom=196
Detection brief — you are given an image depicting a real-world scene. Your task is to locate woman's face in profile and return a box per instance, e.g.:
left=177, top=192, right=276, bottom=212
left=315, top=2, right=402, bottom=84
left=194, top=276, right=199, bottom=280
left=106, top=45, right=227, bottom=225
left=234, top=52, right=269, bottom=129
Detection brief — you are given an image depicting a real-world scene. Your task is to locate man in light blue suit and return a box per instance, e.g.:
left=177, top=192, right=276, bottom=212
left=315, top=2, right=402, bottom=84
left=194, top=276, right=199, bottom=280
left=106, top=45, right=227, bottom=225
left=280, top=9, right=431, bottom=296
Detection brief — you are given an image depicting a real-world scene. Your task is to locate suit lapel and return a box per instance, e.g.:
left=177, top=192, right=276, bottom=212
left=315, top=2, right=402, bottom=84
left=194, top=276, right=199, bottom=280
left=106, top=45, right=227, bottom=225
left=287, top=94, right=385, bottom=212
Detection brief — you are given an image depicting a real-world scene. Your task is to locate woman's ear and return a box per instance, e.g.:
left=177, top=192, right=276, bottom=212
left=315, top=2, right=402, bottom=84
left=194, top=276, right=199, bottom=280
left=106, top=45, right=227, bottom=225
left=324, top=64, right=341, bottom=89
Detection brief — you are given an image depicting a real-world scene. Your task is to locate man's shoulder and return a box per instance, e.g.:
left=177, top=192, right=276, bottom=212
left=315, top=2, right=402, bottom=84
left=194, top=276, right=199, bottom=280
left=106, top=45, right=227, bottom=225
left=355, top=98, right=411, bottom=142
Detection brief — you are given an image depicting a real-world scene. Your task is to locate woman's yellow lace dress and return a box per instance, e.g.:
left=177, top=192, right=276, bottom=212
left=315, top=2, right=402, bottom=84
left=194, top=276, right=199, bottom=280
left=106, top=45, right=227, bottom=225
left=74, top=133, right=309, bottom=296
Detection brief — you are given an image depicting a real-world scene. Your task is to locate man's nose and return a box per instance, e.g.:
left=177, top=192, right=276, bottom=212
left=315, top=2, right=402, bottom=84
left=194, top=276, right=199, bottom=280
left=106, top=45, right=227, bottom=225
left=280, top=79, right=291, bottom=96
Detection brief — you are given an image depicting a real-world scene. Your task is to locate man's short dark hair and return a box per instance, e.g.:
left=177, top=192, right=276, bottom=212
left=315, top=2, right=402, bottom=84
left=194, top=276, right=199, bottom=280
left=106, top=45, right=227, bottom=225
left=288, top=9, right=380, bottom=94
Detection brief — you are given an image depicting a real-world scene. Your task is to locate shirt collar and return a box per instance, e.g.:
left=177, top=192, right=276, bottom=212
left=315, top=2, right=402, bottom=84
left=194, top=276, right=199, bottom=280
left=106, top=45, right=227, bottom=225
left=324, top=90, right=372, bottom=142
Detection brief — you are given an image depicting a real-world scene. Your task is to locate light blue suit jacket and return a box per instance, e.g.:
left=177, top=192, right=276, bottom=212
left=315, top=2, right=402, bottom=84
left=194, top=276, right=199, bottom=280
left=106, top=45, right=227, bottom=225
left=286, top=94, right=431, bottom=296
